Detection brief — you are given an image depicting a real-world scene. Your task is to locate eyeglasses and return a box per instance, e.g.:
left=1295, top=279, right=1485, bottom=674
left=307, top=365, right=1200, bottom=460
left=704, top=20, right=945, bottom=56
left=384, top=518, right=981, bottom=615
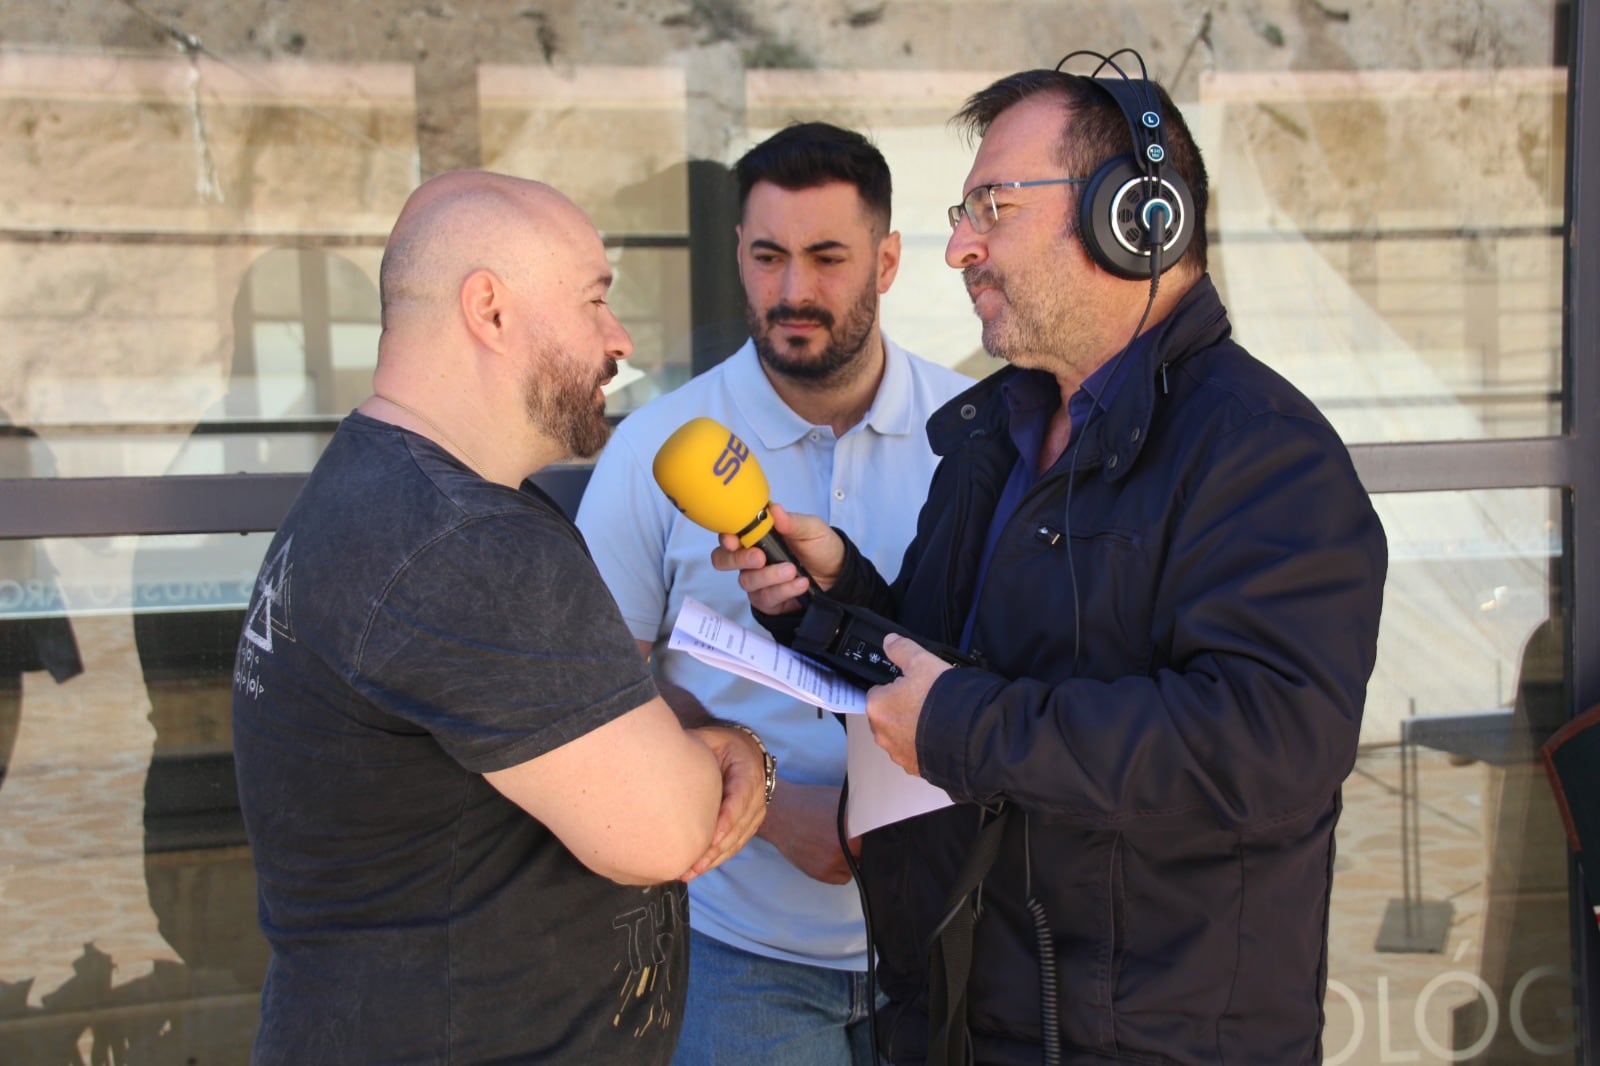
left=947, top=178, right=1089, bottom=234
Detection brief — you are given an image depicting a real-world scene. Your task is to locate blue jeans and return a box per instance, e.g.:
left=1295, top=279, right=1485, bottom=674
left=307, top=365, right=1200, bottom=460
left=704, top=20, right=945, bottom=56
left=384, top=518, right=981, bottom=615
left=670, top=928, right=882, bottom=1065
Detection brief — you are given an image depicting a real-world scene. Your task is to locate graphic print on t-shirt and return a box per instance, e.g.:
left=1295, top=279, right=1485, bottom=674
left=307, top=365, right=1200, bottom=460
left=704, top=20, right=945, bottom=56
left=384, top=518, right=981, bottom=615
left=236, top=536, right=293, bottom=701
left=611, top=883, right=687, bottom=1038
left=241, top=537, right=293, bottom=655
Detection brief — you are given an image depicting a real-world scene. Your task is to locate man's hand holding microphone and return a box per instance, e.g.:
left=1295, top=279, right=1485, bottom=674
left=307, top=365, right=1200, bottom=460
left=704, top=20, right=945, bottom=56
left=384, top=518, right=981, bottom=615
left=655, top=417, right=951, bottom=778
left=708, top=502, right=947, bottom=778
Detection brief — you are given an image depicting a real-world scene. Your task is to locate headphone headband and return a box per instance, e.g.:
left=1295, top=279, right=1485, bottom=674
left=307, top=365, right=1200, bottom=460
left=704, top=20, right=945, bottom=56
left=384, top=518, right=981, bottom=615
left=1053, top=47, right=1193, bottom=281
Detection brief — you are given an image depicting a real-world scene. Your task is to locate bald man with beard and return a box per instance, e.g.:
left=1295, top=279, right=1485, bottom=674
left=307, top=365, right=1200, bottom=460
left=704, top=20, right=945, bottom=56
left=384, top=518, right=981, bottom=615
left=231, top=171, right=770, bottom=1066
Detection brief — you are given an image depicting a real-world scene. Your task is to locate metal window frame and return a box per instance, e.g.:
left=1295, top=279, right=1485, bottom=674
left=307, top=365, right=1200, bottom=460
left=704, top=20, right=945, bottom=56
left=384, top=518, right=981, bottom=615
left=1562, top=0, right=1600, bottom=1056
left=0, top=468, right=592, bottom=538
left=0, top=3, right=1596, bottom=1053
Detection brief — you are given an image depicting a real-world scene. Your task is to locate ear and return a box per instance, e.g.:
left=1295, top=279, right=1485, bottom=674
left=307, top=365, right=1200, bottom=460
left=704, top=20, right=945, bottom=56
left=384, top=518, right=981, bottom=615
left=459, top=268, right=509, bottom=352
left=875, top=230, right=902, bottom=294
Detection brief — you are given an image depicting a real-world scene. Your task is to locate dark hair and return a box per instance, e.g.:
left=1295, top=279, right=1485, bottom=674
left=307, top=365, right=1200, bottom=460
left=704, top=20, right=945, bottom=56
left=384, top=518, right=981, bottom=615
left=733, top=121, right=893, bottom=233
left=953, top=69, right=1209, bottom=274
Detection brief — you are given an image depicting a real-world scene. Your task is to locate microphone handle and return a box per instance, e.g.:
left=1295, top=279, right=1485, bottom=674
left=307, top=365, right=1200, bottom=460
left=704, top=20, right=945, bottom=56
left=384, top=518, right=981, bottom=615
left=752, top=530, right=813, bottom=589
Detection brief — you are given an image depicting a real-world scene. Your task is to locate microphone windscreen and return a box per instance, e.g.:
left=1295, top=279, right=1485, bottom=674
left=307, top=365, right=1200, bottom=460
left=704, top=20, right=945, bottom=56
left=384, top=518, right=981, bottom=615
left=652, top=417, right=776, bottom=546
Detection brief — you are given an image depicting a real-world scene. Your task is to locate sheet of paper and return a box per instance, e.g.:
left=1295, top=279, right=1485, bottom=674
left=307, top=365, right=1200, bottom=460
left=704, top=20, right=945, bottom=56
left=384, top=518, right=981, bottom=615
left=667, top=597, right=955, bottom=834
left=668, top=596, right=865, bottom=714
left=845, top=715, right=955, bottom=836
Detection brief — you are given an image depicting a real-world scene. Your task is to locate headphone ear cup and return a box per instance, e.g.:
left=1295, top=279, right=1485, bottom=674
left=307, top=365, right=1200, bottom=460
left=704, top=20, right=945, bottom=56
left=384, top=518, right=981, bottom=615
left=1077, top=155, right=1195, bottom=280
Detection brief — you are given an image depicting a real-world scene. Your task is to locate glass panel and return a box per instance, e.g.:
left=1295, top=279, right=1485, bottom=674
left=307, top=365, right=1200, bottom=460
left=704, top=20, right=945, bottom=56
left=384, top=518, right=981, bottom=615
left=0, top=242, right=383, bottom=478
left=1327, top=488, right=1575, bottom=1062
left=0, top=1, right=1582, bottom=1061
left=0, top=46, right=399, bottom=479
left=1204, top=70, right=1566, bottom=444
left=696, top=27, right=1568, bottom=432
left=1, top=533, right=267, bottom=1061
left=1, top=6, right=1568, bottom=463
left=600, top=244, right=695, bottom=412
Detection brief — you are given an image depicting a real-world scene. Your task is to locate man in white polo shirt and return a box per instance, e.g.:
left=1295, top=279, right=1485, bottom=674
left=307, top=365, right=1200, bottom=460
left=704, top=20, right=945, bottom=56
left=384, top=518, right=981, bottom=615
left=576, top=122, right=969, bottom=1064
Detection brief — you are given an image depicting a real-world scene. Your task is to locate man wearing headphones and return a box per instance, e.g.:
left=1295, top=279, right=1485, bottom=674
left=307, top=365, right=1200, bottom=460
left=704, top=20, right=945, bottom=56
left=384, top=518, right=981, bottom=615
left=719, top=57, right=1389, bottom=1065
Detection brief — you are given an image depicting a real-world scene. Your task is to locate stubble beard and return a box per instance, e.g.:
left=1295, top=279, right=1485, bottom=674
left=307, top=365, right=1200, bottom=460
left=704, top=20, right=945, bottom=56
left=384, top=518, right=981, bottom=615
left=965, top=244, right=1093, bottom=377
left=967, top=263, right=1051, bottom=367
left=524, top=343, right=616, bottom=460
left=963, top=209, right=1101, bottom=373
left=747, top=275, right=879, bottom=389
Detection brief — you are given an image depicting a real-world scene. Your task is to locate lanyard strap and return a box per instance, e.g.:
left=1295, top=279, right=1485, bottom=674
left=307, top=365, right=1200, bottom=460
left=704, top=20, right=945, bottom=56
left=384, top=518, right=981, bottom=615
left=925, top=806, right=1013, bottom=1066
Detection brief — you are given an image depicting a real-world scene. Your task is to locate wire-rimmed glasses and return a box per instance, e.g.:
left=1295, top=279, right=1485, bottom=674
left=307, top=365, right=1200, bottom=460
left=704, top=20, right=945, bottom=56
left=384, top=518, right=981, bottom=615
left=947, top=178, right=1089, bottom=234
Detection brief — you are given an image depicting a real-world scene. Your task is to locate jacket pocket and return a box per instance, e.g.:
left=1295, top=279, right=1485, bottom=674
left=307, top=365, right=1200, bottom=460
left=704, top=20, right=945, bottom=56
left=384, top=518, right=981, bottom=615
left=1062, top=526, right=1155, bottom=681
left=1032, top=823, right=1122, bottom=1055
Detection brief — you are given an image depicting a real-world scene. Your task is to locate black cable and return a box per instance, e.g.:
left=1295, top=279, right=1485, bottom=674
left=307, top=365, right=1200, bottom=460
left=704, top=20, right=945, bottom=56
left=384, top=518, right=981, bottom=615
left=1057, top=46, right=1168, bottom=674
left=838, top=793, right=1006, bottom=1061
left=1061, top=258, right=1159, bottom=672
left=1050, top=55, right=1169, bottom=1064
left=837, top=774, right=882, bottom=1060
left=1023, top=814, right=1061, bottom=1066
left=1026, top=899, right=1059, bottom=1065
left=955, top=51, right=1174, bottom=1064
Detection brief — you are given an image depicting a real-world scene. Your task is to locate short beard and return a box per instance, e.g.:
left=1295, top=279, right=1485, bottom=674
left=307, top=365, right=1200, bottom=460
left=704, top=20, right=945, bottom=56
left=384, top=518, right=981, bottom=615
left=962, top=260, right=1064, bottom=369
left=524, top=344, right=615, bottom=460
left=963, top=263, right=1024, bottom=364
left=747, top=277, right=878, bottom=387
left=965, top=214, right=1081, bottom=367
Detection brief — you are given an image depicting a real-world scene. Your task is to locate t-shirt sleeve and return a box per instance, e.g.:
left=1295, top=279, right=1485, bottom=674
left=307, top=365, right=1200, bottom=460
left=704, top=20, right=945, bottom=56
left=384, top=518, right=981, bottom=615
left=573, top=427, right=672, bottom=644
left=353, top=507, right=659, bottom=775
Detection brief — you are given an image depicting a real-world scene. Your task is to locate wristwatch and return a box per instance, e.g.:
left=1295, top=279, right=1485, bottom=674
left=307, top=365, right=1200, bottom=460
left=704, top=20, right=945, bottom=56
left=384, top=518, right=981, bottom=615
left=725, top=723, right=777, bottom=805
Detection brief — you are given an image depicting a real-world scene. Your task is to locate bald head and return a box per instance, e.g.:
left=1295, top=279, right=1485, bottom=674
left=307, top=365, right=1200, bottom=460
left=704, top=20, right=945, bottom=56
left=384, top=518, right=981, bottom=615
left=378, top=171, right=598, bottom=334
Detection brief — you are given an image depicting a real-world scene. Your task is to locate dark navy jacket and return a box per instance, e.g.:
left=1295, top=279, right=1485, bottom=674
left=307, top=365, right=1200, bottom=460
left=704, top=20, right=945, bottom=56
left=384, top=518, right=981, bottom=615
left=829, top=276, right=1388, bottom=1065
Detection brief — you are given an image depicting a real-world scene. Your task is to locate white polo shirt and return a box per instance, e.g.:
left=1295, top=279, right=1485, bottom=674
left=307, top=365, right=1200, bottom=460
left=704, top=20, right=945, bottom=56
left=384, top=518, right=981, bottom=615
left=575, top=335, right=970, bottom=969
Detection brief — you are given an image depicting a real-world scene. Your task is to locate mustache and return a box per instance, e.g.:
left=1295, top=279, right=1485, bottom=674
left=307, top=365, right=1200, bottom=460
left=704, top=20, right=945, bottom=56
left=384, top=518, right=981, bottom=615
left=765, top=302, right=834, bottom=329
left=597, top=357, right=618, bottom=386
left=963, top=265, right=1001, bottom=297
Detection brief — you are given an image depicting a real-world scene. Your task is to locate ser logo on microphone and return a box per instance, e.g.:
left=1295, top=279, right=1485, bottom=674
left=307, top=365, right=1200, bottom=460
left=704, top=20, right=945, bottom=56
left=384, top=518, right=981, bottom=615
left=712, top=432, right=750, bottom=486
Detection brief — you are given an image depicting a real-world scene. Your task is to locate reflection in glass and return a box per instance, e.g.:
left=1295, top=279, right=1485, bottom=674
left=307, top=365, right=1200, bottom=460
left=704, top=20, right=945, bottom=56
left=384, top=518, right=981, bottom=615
left=1326, top=489, right=1573, bottom=1063
left=0, top=0, right=1584, bottom=1060
left=228, top=248, right=383, bottom=424
left=1203, top=68, right=1565, bottom=445
left=1, top=533, right=269, bottom=1062
left=0, top=411, right=83, bottom=794
left=1, top=245, right=382, bottom=483
left=600, top=245, right=695, bottom=415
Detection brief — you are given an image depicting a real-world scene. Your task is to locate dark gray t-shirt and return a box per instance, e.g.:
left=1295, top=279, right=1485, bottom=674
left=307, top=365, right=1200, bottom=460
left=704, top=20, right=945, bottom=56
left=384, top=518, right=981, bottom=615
left=233, top=412, right=683, bottom=1064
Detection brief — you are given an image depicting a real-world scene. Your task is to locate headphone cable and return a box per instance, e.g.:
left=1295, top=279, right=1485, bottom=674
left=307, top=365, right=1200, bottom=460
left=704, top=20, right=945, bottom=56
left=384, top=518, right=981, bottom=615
left=837, top=775, right=883, bottom=1059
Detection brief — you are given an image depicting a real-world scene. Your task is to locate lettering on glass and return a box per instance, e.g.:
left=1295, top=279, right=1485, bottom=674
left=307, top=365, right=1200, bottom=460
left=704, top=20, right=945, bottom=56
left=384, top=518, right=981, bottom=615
left=1322, top=965, right=1575, bottom=1063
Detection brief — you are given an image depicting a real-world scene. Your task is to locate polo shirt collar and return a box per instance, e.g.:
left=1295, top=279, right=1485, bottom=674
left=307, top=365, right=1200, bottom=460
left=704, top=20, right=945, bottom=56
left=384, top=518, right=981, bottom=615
left=726, top=330, right=917, bottom=450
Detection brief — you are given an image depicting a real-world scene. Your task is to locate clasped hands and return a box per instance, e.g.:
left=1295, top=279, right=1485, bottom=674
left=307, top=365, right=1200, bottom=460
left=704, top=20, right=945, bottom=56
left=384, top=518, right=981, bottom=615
left=680, top=723, right=769, bottom=882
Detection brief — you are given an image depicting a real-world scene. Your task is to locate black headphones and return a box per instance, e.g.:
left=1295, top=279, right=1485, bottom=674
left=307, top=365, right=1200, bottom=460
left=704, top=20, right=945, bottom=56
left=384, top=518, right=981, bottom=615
left=1055, top=49, right=1194, bottom=281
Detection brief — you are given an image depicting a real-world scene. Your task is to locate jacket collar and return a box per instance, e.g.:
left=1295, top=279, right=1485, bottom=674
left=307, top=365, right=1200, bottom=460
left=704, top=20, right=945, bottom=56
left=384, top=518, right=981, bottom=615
left=927, top=274, right=1231, bottom=481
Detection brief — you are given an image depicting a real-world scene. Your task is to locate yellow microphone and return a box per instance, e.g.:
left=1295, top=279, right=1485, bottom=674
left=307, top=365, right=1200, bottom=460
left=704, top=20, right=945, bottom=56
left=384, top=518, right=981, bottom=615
left=652, top=417, right=809, bottom=578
